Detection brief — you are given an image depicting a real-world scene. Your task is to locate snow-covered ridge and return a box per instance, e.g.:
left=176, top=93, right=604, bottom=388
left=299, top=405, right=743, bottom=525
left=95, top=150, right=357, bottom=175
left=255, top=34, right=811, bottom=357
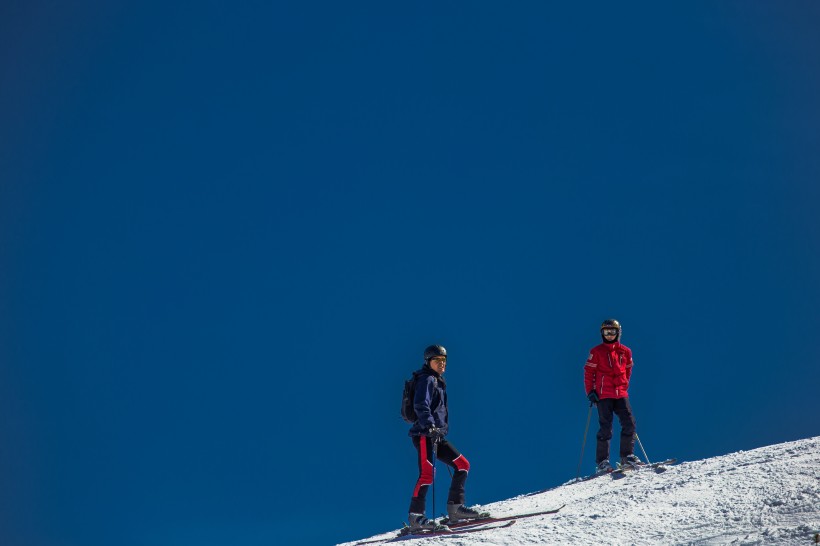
left=340, top=436, right=820, bottom=545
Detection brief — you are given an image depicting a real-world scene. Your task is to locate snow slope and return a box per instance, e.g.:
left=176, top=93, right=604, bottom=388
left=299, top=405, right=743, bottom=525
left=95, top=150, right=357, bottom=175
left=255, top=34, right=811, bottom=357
left=339, top=436, right=820, bottom=545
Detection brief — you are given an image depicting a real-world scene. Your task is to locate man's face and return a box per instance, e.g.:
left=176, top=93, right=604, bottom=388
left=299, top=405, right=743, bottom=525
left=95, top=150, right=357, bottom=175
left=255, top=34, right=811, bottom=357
left=429, top=356, right=446, bottom=374
left=602, top=327, right=619, bottom=341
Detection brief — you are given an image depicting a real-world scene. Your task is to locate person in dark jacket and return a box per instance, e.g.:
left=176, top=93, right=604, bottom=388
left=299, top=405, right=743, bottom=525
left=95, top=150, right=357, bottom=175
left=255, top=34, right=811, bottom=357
left=406, top=344, right=485, bottom=531
left=584, top=319, right=643, bottom=473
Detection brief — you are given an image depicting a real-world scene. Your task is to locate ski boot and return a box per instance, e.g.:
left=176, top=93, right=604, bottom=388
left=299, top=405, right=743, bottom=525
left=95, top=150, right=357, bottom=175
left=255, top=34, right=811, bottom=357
left=620, top=454, right=644, bottom=470
left=407, top=513, right=448, bottom=533
left=445, top=502, right=489, bottom=524
left=596, top=460, right=614, bottom=474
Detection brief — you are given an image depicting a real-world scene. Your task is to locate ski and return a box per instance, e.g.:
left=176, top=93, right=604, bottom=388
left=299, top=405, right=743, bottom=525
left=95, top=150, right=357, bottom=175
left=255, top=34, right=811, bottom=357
left=353, top=505, right=563, bottom=545
left=561, top=459, right=676, bottom=486
left=354, top=520, right=517, bottom=544
left=571, top=469, right=614, bottom=484
left=612, top=458, right=677, bottom=475
left=391, top=519, right=516, bottom=540
left=440, top=504, right=565, bottom=528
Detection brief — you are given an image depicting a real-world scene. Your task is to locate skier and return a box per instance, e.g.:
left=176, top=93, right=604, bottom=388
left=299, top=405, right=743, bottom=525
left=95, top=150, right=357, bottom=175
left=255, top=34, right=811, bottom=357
left=584, top=319, right=643, bottom=473
left=407, top=344, right=485, bottom=531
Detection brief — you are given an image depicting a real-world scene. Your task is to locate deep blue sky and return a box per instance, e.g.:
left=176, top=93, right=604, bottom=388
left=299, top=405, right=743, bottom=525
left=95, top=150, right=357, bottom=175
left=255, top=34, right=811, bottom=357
left=2, top=2, right=819, bottom=545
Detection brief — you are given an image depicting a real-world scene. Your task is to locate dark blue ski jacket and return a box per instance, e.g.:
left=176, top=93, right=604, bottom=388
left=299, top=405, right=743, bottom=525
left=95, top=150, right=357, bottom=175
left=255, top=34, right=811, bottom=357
left=408, top=365, right=449, bottom=437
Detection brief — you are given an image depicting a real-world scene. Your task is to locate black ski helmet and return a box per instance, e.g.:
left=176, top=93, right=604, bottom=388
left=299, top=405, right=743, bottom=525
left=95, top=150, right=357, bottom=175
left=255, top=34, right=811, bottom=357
left=423, top=344, right=447, bottom=362
left=600, top=319, right=622, bottom=343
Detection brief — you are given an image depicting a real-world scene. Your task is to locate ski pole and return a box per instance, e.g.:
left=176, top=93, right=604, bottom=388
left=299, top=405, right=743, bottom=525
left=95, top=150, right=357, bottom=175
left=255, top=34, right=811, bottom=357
left=576, top=401, right=594, bottom=479
left=431, top=436, right=439, bottom=519
left=635, top=432, right=651, bottom=464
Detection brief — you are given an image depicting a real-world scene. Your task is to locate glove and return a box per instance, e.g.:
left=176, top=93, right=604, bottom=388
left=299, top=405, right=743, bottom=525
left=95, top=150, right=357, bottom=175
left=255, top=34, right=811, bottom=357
left=587, top=390, right=599, bottom=404
left=427, top=426, right=444, bottom=440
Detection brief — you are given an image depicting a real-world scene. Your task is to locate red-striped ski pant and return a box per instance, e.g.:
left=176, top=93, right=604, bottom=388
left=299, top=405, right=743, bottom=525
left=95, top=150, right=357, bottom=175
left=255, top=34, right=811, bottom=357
left=408, top=435, right=470, bottom=514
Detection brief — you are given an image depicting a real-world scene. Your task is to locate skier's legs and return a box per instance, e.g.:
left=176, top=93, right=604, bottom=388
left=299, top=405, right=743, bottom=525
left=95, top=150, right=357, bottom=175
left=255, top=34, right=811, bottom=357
left=613, top=397, right=637, bottom=458
left=435, top=439, right=470, bottom=505
left=408, top=436, right=434, bottom=514
left=595, top=398, right=615, bottom=463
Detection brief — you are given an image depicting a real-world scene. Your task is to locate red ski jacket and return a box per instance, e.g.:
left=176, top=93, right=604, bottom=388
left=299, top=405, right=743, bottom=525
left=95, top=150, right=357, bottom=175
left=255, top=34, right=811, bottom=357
left=584, top=342, right=633, bottom=399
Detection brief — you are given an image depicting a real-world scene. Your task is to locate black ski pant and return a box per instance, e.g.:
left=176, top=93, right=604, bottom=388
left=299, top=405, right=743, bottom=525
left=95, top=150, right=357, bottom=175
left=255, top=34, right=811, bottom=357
left=408, top=435, right=470, bottom=515
left=595, top=397, right=636, bottom=463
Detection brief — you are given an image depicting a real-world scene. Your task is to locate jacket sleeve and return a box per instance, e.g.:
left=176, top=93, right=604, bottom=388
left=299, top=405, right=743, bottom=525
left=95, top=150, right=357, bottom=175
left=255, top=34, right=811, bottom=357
left=413, top=375, right=435, bottom=430
left=584, top=350, right=597, bottom=394
left=625, top=348, right=634, bottom=382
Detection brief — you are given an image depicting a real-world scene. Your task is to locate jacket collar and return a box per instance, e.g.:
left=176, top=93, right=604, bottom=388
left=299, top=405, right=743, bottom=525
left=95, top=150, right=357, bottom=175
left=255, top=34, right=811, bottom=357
left=420, top=363, right=446, bottom=386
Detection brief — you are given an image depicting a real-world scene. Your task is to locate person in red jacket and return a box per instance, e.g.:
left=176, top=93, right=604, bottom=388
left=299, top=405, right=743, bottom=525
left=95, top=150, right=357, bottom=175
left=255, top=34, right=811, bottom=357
left=584, top=319, right=642, bottom=473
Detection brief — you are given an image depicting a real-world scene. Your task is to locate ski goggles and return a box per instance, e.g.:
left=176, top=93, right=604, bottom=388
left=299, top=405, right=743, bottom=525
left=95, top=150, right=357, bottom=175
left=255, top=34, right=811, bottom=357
left=601, top=328, right=619, bottom=336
